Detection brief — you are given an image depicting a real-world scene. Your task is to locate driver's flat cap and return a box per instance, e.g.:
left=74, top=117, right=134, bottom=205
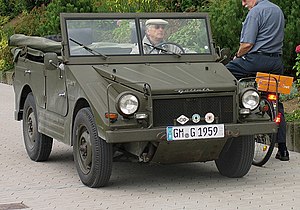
left=145, top=19, right=168, bottom=26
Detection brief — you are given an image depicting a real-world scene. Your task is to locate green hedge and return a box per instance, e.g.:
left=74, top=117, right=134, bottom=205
left=208, top=0, right=246, bottom=55
left=0, top=0, right=50, bottom=18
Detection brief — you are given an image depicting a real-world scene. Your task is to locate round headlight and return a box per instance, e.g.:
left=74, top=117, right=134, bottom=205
left=241, top=88, right=260, bottom=110
left=116, top=93, right=139, bottom=117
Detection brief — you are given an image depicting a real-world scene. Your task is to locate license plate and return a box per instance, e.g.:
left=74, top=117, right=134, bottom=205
left=167, top=124, right=224, bottom=141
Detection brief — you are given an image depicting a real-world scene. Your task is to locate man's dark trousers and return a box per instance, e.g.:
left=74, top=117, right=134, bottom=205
left=226, top=53, right=286, bottom=144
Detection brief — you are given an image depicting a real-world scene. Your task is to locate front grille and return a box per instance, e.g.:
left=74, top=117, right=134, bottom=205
left=152, top=95, right=234, bottom=127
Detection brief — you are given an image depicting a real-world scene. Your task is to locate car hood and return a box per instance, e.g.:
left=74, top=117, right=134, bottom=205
left=93, top=62, right=237, bottom=95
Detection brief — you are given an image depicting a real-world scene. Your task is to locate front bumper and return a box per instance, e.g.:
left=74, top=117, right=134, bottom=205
left=105, top=121, right=277, bottom=143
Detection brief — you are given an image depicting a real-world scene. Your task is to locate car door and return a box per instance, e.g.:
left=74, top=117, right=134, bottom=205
left=45, top=63, right=68, bottom=116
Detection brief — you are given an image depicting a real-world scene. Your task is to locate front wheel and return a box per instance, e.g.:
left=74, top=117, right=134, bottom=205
left=215, top=136, right=254, bottom=178
left=73, top=108, right=112, bottom=188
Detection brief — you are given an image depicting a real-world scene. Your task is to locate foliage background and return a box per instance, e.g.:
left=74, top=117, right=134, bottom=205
left=0, top=0, right=299, bottom=76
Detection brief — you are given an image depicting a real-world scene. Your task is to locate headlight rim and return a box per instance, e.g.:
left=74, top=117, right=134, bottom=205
left=115, top=92, right=140, bottom=117
left=240, top=87, right=260, bottom=111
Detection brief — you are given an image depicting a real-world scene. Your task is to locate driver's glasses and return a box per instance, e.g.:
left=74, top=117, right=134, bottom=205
left=153, top=25, right=165, bottom=30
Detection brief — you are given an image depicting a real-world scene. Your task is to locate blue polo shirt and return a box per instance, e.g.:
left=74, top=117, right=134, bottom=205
left=240, top=0, right=284, bottom=54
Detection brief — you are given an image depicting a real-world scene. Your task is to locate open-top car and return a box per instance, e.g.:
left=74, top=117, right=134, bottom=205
left=10, top=12, right=278, bottom=188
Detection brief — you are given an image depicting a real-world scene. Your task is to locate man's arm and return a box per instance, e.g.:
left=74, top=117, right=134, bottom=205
left=235, top=42, right=253, bottom=58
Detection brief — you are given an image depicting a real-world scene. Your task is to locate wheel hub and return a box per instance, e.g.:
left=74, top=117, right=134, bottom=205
left=78, top=129, right=92, bottom=174
left=26, top=111, right=36, bottom=148
left=28, top=115, right=34, bottom=138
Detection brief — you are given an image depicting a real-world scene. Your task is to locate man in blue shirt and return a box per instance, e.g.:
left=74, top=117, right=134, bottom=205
left=226, top=0, right=289, bottom=161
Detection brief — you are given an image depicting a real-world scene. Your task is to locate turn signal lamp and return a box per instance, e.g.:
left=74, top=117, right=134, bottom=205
left=105, top=112, right=118, bottom=121
left=275, top=113, right=281, bottom=125
left=267, top=94, right=277, bottom=101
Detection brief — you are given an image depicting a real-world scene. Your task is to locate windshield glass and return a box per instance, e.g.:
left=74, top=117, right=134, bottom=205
left=66, top=17, right=211, bottom=57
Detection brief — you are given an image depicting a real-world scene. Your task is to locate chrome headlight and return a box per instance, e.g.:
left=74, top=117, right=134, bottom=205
left=240, top=88, right=260, bottom=110
left=116, top=93, right=139, bottom=117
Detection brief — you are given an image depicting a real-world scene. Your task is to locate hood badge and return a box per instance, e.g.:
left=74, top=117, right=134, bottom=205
left=205, top=112, right=215, bottom=123
left=192, top=114, right=201, bottom=123
left=176, top=113, right=215, bottom=125
left=177, top=115, right=189, bottom=125
left=176, top=88, right=212, bottom=94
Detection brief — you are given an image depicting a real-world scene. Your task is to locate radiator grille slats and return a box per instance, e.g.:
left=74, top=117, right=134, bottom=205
left=153, top=96, right=234, bottom=127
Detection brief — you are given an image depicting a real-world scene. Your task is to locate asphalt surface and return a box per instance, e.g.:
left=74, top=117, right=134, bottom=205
left=0, top=83, right=299, bottom=210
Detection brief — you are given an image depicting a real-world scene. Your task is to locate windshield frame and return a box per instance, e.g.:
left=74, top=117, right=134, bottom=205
left=60, top=12, right=217, bottom=65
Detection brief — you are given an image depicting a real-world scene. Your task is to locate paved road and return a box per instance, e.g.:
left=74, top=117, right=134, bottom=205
left=0, top=83, right=299, bottom=210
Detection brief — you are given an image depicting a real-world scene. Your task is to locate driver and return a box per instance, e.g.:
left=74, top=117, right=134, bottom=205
left=131, top=19, right=183, bottom=54
left=144, top=19, right=168, bottom=53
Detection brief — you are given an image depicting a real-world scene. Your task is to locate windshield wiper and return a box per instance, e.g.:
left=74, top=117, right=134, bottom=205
left=144, top=43, right=181, bottom=58
left=69, top=38, right=108, bottom=60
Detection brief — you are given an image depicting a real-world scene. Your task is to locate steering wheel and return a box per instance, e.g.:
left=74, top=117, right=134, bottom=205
left=149, top=42, right=185, bottom=54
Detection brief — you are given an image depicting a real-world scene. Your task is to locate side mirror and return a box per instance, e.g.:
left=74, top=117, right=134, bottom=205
left=218, top=48, right=231, bottom=65
left=44, top=53, right=58, bottom=70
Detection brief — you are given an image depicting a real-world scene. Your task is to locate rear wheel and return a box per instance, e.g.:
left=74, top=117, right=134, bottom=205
left=215, top=136, right=254, bottom=178
left=252, top=98, right=276, bottom=166
left=23, top=93, right=53, bottom=161
left=73, top=108, right=113, bottom=188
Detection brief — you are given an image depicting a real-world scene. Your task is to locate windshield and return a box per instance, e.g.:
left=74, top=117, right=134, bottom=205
left=65, top=17, right=211, bottom=57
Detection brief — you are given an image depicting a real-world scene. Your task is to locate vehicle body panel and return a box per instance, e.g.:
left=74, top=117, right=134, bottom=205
left=93, top=62, right=237, bottom=95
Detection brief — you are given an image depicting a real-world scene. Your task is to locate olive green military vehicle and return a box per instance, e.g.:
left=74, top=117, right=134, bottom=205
left=10, top=13, right=277, bottom=188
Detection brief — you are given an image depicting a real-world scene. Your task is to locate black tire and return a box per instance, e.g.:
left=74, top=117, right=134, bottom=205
left=73, top=108, right=112, bottom=188
left=252, top=98, right=276, bottom=166
left=215, top=136, right=254, bottom=178
left=23, top=93, right=53, bottom=161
